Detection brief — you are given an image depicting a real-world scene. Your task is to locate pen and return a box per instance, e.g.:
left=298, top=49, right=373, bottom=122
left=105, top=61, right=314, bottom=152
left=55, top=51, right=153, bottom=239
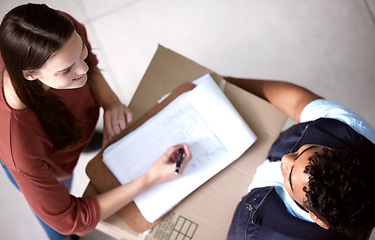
left=175, top=147, right=184, bottom=175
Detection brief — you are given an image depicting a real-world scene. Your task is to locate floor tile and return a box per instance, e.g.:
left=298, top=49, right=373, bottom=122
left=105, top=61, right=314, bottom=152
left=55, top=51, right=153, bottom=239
left=0, top=168, right=48, bottom=239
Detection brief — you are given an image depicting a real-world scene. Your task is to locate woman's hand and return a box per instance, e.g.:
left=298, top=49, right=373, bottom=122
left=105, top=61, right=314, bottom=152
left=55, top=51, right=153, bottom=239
left=102, top=102, right=132, bottom=147
left=94, top=143, right=192, bottom=220
left=146, top=143, right=192, bottom=185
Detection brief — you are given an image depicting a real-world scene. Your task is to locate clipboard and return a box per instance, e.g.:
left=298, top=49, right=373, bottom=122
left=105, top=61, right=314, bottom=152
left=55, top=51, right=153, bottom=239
left=86, top=82, right=196, bottom=232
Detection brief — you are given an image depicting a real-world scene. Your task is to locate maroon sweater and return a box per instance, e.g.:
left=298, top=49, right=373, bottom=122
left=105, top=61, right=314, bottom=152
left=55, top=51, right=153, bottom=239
left=0, top=13, right=100, bottom=235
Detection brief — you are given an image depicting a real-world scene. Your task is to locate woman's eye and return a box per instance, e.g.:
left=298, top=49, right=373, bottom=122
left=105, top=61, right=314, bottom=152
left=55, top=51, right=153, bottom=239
left=63, top=68, right=71, bottom=75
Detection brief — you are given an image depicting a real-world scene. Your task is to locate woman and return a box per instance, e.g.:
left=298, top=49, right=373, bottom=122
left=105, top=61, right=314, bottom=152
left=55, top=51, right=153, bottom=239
left=0, top=3, right=191, bottom=240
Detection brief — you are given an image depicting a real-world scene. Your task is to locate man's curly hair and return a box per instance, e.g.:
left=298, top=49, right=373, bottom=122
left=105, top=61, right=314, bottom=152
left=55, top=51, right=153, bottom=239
left=303, top=147, right=375, bottom=236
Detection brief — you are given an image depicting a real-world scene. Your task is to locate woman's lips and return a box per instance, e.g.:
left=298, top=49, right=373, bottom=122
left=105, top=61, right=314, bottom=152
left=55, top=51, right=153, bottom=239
left=72, top=74, right=84, bottom=81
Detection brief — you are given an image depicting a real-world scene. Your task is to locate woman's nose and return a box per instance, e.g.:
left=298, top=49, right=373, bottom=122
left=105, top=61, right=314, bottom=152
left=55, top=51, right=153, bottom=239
left=76, top=60, right=89, bottom=74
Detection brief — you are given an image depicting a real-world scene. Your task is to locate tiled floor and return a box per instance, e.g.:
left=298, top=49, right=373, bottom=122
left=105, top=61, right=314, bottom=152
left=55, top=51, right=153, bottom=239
left=0, top=0, right=374, bottom=239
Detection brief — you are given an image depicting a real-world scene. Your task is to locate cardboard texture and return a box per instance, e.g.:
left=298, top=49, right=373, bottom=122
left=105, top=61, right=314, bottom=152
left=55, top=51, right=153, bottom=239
left=84, top=45, right=287, bottom=239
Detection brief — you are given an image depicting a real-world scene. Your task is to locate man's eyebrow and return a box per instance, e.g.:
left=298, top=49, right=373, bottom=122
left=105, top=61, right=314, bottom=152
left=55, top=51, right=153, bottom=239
left=289, top=145, right=316, bottom=192
left=57, top=37, right=85, bottom=73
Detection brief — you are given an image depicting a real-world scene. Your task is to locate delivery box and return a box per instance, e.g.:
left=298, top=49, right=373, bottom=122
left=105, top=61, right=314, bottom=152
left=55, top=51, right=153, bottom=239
left=84, top=45, right=287, bottom=240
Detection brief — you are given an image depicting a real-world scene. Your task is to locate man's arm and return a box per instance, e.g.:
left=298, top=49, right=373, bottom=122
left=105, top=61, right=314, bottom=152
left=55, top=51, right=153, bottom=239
left=224, top=77, right=322, bottom=122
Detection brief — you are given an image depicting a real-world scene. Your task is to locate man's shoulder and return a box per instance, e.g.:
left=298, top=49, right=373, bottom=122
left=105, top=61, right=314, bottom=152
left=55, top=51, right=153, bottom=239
left=301, top=99, right=375, bottom=144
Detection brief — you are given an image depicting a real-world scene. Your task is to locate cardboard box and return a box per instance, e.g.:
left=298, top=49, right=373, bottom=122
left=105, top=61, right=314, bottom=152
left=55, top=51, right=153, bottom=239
left=84, top=45, right=287, bottom=239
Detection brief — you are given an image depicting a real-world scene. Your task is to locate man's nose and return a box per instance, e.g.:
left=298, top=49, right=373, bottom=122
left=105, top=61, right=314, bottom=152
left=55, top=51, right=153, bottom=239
left=283, top=153, right=295, bottom=171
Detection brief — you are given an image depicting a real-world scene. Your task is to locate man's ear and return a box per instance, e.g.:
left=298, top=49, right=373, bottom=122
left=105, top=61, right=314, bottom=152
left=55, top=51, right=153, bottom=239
left=309, top=211, right=329, bottom=229
left=22, top=70, right=38, bottom=81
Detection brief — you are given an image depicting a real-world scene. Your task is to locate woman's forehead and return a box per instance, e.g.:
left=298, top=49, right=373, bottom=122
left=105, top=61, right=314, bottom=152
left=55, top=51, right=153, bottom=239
left=41, top=32, right=81, bottom=72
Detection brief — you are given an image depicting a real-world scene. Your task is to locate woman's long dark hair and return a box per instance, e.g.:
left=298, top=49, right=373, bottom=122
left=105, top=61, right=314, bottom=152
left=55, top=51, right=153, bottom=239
left=0, top=3, right=82, bottom=149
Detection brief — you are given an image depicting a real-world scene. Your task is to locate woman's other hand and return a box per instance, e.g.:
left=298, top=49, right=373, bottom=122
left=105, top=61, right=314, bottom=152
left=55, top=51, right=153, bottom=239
left=102, top=102, right=132, bottom=147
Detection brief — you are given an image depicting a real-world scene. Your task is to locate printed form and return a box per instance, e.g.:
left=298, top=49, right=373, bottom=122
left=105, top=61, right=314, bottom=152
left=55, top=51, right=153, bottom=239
left=103, top=74, right=257, bottom=223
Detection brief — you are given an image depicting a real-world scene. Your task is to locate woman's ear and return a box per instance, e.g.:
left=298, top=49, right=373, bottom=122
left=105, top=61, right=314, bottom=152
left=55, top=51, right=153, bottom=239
left=309, top=211, right=329, bottom=229
left=22, top=70, right=37, bottom=81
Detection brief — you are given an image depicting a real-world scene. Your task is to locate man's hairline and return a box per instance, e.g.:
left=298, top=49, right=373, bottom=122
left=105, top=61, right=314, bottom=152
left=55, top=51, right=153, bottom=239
left=289, top=145, right=317, bottom=192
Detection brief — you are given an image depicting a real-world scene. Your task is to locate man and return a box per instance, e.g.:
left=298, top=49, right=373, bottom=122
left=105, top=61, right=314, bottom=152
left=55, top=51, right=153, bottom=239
left=225, top=77, right=375, bottom=240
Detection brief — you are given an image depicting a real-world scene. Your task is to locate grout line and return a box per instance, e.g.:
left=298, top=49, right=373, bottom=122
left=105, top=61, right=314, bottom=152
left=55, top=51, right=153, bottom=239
left=363, top=0, right=375, bottom=26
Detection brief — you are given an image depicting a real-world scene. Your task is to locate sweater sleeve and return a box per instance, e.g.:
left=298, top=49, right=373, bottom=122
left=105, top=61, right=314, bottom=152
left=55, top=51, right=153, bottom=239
left=7, top=109, right=100, bottom=235
left=8, top=164, right=100, bottom=236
